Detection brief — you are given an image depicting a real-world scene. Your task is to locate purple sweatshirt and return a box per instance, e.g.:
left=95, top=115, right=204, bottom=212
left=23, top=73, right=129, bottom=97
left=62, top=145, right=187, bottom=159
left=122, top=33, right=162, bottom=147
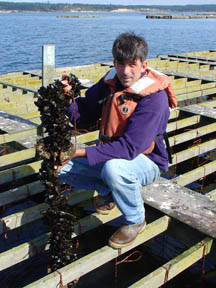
left=66, top=76, right=170, bottom=171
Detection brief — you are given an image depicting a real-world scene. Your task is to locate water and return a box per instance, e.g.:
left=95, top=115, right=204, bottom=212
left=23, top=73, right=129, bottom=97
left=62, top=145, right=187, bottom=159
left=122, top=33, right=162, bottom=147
left=1, top=11, right=216, bottom=75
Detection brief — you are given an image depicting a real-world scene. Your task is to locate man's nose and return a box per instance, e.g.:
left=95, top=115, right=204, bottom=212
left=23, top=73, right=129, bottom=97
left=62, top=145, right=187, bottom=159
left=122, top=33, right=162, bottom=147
left=122, top=65, right=130, bottom=74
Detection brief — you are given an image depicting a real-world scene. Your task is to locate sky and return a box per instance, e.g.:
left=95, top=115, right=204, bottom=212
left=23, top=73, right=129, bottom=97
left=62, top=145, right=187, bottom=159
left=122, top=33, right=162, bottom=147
left=1, top=0, right=216, bottom=5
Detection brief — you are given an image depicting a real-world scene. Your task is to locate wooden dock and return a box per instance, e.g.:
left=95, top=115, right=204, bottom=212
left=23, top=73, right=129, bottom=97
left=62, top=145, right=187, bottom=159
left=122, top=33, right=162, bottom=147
left=0, top=50, right=216, bottom=287
left=146, top=14, right=216, bottom=19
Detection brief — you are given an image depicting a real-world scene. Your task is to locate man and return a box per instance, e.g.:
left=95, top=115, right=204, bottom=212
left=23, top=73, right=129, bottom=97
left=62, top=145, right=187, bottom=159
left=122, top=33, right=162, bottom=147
left=59, top=32, right=177, bottom=249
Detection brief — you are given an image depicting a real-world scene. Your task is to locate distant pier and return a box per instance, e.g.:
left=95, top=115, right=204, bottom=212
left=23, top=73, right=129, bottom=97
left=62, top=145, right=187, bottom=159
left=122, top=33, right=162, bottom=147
left=146, top=14, right=216, bottom=19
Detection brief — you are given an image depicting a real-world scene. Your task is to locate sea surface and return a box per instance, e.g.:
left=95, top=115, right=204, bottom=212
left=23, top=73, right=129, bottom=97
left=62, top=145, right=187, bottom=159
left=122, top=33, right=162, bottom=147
left=1, top=11, right=216, bottom=288
left=1, top=11, right=216, bottom=75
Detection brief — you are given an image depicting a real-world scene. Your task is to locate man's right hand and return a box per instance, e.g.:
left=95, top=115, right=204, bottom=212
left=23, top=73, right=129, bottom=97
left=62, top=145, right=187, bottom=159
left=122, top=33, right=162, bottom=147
left=61, top=74, right=73, bottom=105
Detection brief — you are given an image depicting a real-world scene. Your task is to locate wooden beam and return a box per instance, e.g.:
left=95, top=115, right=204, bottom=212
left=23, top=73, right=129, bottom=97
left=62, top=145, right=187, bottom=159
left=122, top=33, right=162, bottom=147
left=24, top=216, right=170, bottom=288
left=141, top=177, right=216, bottom=238
left=0, top=147, right=36, bottom=168
left=181, top=104, right=216, bottom=120
left=0, top=180, right=44, bottom=207
left=0, top=131, right=99, bottom=169
left=0, top=127, right=42, bottom=145
left=177, top=88, right=216, bottom=102
left=206, top=189, right=216, bottom=200
left=0, top=189, right=98, bottom=233
left=168, top=122, right=216, bottom=146
left=166, top=115, right=200, bottom=133
left=0, top=160, right=42, bottom=185
left=0, top=233, right=49, bottom=271
left=129, top=237, right=213, bottom=288
left=199, top=99, right=216, bottom=108
left=0, top=204, right=121, bottom=271
left=0, top=79, right=37, bottom=95
left=175, top=160, right=216, bottom=186
left=170, top=139, right=216, bottom=166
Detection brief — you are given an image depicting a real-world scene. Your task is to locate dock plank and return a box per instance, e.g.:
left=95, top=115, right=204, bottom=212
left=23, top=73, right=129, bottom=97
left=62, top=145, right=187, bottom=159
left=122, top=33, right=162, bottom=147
left=129, top=237, right=213, bottom=288
left=24, top=216, right=170, bottom=288
left=0, top=111, right=38, bottom=134
left=141, top=177, right=216, bottom=238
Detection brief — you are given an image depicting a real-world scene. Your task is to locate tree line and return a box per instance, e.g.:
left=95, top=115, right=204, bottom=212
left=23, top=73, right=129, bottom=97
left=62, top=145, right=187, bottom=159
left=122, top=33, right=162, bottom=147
left=0, top=2, right=216, bottom=12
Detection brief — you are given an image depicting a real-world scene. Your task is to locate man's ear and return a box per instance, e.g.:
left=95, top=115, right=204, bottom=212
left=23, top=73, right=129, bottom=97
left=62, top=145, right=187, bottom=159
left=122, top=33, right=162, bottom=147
left=113, top=60, right=117, bottom=68
left=141, top=61, right=147, bottom=72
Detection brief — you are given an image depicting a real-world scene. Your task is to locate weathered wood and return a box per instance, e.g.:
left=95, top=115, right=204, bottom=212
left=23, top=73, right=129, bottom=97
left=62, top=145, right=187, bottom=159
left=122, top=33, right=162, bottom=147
left=0, top=147, right=36, bottom=168
left=167, top=115, right=200, bottom=133
left=177, top=87, right=216, bottom=102
left=168, top=122, right=216, bottom=146
left=0, top=233, right=49, bottom=271
left=0, top=205, right=121, bottom=270
left=0, top=180, right=43, bottom=207
left=160, top=55, right=216, bottom=66
left=0, top=106, right=37, bottom=115
left=175, top=160, right=216, bottom=186
left=170, top=138, right=216, bottom=166
left=181, top=104, right=216, bottom=119
left=42, top=45, right=55, bottom=87
left=199, top=99, right=216, bottom=108
left=24, top=216, right=170, bottom=288
left=167, top=53, right=216, bottom=62
left=0, top=127, right=42, bottom=145
left=0, top=80, right=37, bottom=95
left=169, top=109, right=180, bottom=120
left=0, top=104, right=38, bottom=114
left=175, top=82, right=216, bottom=94
left=141, top=177, right=216, bottom=238
left=0, top=111, right=38, bottom=133
left=0, top=132, right=99, bottom=169
left=129, top=237, right=213, bottom=288
left=160, top=69, right=216, bottom=82
left=0, top=160, right=41, bottom=184
left=15, top=110, right=40, bottom=119
left=0, top=189, right=98, bottom=233
left=207, top=189, right=216, bottom=200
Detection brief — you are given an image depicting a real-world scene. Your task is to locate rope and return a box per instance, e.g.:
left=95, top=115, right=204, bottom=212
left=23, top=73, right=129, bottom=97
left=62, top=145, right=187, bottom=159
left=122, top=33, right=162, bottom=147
left=12, top=169, right=17, bottom=182
left=115, top=250, right=142, bottom=287
left=1, top=135, right=7, bottom=155
left=72, top=97, right=77, bottom=149
left=200, top=168, right=207, bottom=195
left=162, top=264, right=172, bottom=284
left=78, top=222, right=82, bottom=235
left=2, top=219, right=8, bottom=240
left=28, top=240, right=40, bottom=257
left=174, top=154, right=177, bottom=179
left=26, top=184, right=31, bottom=199
left=200, top=241, right=207, bottom=287
left=56, top=270, right=64, bottom=288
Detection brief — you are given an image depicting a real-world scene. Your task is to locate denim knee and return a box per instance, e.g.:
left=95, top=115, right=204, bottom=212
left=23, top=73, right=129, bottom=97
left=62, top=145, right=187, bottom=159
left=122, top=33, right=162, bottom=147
left=101, top=159, right=121, bottom=188
left=101, top=159, right=137, bottom=190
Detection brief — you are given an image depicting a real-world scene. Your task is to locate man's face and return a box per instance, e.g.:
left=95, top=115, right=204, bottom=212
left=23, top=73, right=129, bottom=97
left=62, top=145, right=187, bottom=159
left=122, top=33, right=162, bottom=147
left=114, top=58, right=147, bottom=88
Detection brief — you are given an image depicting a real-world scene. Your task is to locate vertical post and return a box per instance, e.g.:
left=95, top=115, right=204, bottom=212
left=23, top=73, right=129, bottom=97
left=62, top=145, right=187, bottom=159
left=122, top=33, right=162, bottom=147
left=42, top=44, right=55, bottom=87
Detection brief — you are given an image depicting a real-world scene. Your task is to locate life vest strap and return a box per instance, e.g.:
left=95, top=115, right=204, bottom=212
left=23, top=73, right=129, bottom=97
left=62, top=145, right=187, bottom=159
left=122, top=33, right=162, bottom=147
left=99, top=134, right=120, bottom=143
left=163, top=132, right=173, bottom=164
left=118, top=94, right=141, bottom=104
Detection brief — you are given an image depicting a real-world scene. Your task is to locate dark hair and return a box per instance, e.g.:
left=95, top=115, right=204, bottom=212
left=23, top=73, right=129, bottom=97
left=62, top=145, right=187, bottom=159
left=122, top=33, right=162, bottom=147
left=112, top=32, right=148, bottom=63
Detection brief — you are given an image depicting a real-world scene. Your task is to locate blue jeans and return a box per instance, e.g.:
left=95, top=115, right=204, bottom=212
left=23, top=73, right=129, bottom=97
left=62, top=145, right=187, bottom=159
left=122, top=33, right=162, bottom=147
left=58, top=154, right=160, bottom=225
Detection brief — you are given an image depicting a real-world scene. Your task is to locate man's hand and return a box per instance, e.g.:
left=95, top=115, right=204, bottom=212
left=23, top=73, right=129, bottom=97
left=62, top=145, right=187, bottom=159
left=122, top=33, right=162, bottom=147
left=61, top=74, right=73, bottom=106
left=55, top=148, right=87, bottom=172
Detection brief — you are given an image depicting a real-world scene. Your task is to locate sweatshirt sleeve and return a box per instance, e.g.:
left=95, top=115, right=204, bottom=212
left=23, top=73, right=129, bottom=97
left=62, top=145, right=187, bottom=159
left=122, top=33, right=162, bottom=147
left=86, top=89, right=170, bottom=167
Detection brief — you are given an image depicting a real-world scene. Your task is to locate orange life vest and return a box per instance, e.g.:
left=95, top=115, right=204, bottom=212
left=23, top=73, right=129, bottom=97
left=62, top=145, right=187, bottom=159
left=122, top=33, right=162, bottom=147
left=99, top=67, right=178, bottom=154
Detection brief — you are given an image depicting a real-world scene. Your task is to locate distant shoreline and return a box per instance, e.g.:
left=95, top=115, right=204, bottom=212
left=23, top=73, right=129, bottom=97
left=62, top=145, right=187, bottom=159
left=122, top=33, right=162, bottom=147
left=0, top=8, right=136, bottom=13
